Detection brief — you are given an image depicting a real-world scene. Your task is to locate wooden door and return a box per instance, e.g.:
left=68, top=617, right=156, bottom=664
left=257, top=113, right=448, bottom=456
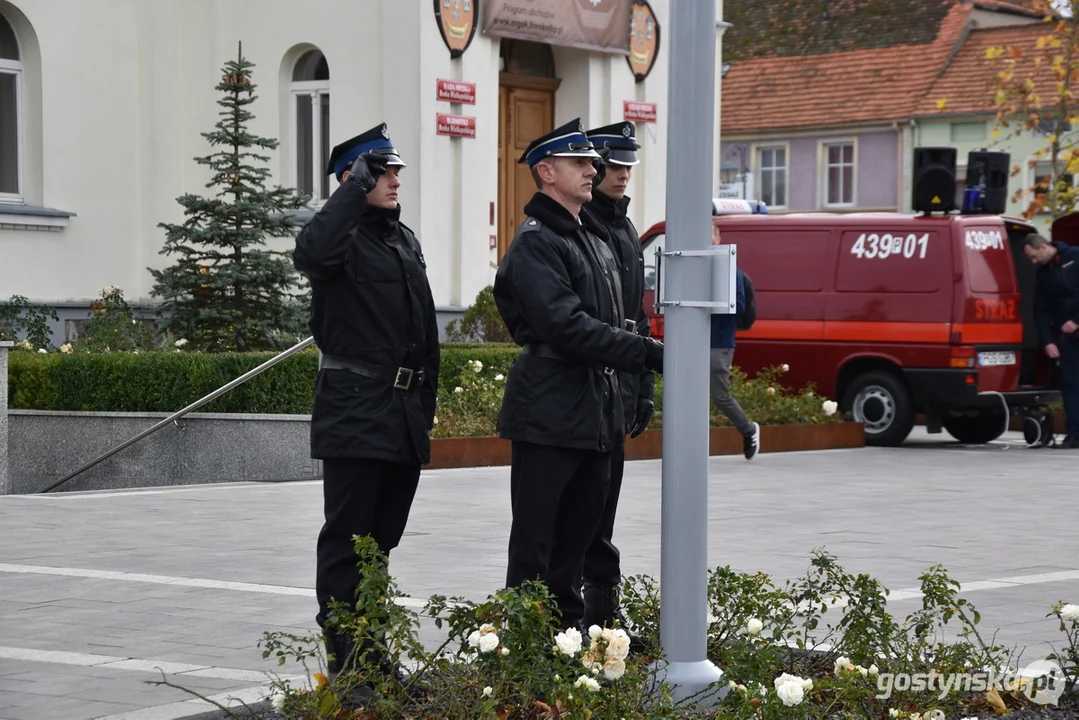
left=498, top=78, right=557, bottom=261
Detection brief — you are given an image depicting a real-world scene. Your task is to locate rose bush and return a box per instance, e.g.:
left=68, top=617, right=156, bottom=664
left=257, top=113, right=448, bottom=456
left=150, top=542, right=1079, bottom=719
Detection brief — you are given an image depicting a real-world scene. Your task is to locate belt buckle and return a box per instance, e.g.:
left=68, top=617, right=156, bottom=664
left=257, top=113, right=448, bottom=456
left=624, top=319, right=637, bottom=333
left=393, top=367, right=414, bottom=390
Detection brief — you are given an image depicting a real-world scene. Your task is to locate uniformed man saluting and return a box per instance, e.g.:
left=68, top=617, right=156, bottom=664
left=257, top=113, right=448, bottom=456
left=579, top=121, right=654, bottom=641
left=494, top=118, right=664, bottom=634
left=292, top=123, right=440, bottom=681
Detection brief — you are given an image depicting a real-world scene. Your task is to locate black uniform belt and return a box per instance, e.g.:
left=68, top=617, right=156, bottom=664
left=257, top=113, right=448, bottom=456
left=522, top=343, right=615, bottom=376
left=321, top=355, right=424, bottom=391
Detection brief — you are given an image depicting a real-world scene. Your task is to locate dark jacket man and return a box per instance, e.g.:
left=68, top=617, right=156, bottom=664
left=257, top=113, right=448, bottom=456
left=292, top=123, right=439, bottom=684
left=495, top=118, right=664, bottom=633
left=1027, top=234, right=1079, bottom=446
left=576, top=120, right=654, bottom=642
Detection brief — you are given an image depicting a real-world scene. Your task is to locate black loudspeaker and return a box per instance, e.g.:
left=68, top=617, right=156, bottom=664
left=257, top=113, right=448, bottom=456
left=966, top=148, right=1010, bottom=215
left=913, top=146, right=957, bottom=213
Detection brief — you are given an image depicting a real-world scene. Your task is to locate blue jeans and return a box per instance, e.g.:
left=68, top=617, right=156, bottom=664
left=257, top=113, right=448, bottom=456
left=1059, top=334, right=1079, bottom=439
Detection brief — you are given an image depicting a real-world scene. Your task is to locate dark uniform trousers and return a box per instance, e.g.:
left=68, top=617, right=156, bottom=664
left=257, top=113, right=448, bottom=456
left=315, top=458, right=421, bottom=628
left=506, top=442, right=612, bottom=629
left=582, top=441, right=626, bottom=587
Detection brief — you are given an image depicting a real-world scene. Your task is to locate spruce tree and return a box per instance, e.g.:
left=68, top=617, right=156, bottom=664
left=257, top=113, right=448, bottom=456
left=150, top=42, right=311, bottom=352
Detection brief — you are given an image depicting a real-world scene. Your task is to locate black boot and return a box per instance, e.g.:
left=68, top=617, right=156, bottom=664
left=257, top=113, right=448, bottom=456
left=581, top=583, right=648, bottom=654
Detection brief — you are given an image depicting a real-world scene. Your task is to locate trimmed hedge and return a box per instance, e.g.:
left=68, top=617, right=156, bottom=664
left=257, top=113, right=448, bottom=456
left=6, top=346, right=523, bottom=415
left=6, top=345, right=841, bottom=430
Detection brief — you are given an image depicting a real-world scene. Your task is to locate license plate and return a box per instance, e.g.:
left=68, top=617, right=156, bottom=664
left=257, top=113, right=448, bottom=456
left=978, top=351, right=1016, bottom=367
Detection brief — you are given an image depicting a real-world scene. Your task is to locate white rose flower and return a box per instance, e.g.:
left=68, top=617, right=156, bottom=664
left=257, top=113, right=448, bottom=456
left=574, top=675, right=601, bottom=692
left=60, top=343, right=72, bottom=354
left=869, top=664, right=879, bottom=676
left=433, top=416, right=439, bottom=425
left=37, top=348, right=46, bottom=354
left=603, top=658, right=626, bottom=680
left=858, top=665, right=869, bottom=678
left=270, top=689, right=287, bottom=711
left=802, top=678, right=813, bottom=691
left=467, top=630, right=481, bottom=648
left=746, top=618, right=763, bottom=635
left=925, top=710, right=945, bottom=720
left=480, top=623, right=496, bottom=634
left=482, top=686, right=493, bottom=697
left=555, top=628, right=582, bottom=656
left=889, top=710, right=900, bottom=718
left=822, top=399, right=838, bottom=416
left=1060, top=603, right=1079, bottom=623
left=605, top=630, right=631, bottom=660
left=501, top=647, right=509, bottom=656
left=835, top=656, right=851, bottom=668
left=454, top=386, right=463, bottom=394
left=780, top=363, right=790, bottom=372
left=472, top=360, right=483, bottom=372
left=766, top=386, right=776, bottom=394
left=495, top=373, right=505, bottom=381
left=174, top=338, right=188, bottom=347
left=478, top=632, right=500, bottom=653
left=589, top=625, right=603, bottom=640
left=775, top=679, right=805, bottom=706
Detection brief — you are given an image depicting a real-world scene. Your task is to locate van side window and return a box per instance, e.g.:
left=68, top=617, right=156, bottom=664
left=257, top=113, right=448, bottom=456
left=642, top=233, right=664, bottom=291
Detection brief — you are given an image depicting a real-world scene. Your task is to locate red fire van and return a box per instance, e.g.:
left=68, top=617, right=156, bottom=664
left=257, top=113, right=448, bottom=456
left=640, top=208, right=1063, bottom=446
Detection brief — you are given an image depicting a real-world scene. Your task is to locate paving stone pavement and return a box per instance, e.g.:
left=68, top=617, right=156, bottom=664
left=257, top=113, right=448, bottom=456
left=1, top=428, right=1078, bottom=719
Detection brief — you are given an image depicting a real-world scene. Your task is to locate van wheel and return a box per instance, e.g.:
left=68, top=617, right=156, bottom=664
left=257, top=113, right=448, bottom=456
left=842, top=371, right=914, bottom=446
left=942, top=408, right=1008, bottom=445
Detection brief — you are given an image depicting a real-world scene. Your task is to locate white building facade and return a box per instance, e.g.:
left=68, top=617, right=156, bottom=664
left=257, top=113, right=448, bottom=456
left=0, top=0, right=727, bottom=341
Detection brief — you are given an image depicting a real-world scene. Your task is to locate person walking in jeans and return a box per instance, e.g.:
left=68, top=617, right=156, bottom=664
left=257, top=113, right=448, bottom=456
left=710, top=224, right=760, bottom=459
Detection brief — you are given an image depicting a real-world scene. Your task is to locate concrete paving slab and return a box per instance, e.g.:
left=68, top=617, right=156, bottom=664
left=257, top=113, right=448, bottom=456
left=0, top=430, right=1077, bottom=718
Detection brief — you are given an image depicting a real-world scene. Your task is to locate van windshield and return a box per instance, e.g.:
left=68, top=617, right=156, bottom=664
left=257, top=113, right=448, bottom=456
left=963, top=226, right=1016, bottom=294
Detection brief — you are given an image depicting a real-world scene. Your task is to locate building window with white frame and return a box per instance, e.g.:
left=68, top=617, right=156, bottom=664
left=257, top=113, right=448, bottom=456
left=824, top=142, right=854, bottom=206
left=757, top=146, right=787, bottom=208
left=291, top=49, right=330, bottom=204
left=1029, top=158, right=1074, bottom=214
left=0, top=12, right=22, bottom=202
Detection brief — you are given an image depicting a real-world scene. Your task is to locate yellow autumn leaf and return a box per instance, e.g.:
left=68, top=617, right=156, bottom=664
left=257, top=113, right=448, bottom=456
left=992, top=127, right=1002, bottom=138
left=936, top=98, right=948, bottom=109
left=985, top=685, right=1008, bottom=714
left=314, top=672, right=329, bottom=687
left=994, top=89, right=1007, bottom=106
left=986, top=46, right=1006, bottom=59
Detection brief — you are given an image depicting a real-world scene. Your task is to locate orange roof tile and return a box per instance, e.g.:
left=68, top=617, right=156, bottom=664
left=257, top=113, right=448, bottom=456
left=721, top=2, right=973, bottom=134
left=914, top=22, right=1063, bottom=117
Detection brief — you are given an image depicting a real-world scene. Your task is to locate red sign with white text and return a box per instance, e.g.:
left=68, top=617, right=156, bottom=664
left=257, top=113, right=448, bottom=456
left=437, top=113, right=477, bottom=139
left=624, top=100, right=657, bottom=123
left=437, top=79, right=477, bottom=104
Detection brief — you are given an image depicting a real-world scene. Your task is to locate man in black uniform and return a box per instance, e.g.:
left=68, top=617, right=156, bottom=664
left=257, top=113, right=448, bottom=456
left=579, top=121, right=654, bottom=638
left=494, top=118, right=665, bottom=633
left=292, top=123, right=440, bottom=679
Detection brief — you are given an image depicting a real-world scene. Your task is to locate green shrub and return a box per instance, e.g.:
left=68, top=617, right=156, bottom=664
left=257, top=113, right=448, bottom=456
left=444, top=285, right=512, bottom=343
left=7, top=345, right=844, bottom=433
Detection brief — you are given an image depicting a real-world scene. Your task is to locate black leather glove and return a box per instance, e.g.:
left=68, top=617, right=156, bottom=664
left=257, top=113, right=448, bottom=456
left=642, top=336, right=664, bottom=373
left=592, top=147, right=610, bottom=189
left=628, top=398, right=655, bottom=439
left=348, top=152, right=388, bottom=193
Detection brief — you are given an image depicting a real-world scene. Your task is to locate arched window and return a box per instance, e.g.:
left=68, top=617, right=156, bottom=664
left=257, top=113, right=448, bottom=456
left=290, top=49, right=330, bottom=203
left=0, top=11, right=22, bottom=201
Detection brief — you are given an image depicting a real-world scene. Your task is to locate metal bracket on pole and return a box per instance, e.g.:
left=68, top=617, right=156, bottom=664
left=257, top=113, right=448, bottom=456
left=653, top=244, right=737, bottom=314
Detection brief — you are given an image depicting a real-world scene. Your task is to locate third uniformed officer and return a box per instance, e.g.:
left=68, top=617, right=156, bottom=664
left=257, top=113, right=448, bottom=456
left=292, top=123, right=440, bottom=682
left=494, top=118, right=665, bottom=633
left=579, top=121, right=654, bottom=640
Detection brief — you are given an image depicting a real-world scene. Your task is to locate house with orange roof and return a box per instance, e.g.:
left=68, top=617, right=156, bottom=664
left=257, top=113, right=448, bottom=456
left=911, top=17, right=1079, bottom=231
left=717, top=0, right=1044, bottom=214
